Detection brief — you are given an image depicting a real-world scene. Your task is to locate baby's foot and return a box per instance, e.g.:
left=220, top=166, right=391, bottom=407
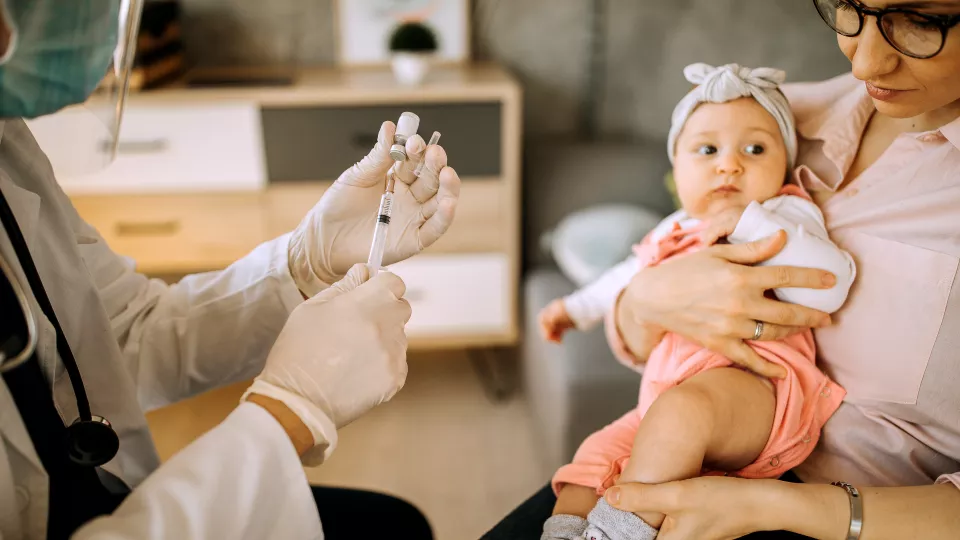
left=541, top=514, right=588, bottom=540
left=583, top=498, right=658, bottom=540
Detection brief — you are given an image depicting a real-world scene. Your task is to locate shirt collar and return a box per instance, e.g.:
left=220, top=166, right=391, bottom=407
left=939, top=115, right=960, bottom=149
left=795, top=79, right=875, bottom=188
left=796, top=77, right=960, bottom=177
left=795, top=79, right=873, bottom=144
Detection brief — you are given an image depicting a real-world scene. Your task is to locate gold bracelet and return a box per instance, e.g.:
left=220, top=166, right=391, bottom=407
left=831, top=481, right=863, bottom=540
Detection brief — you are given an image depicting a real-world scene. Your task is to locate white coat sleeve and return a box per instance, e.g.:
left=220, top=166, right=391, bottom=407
left=728, top=195, right=856, bottom=314
left=57, top=188, right=304, bottom=411
left=73, top=403, right=323, bottom=540
left=563, top=256, right=639, bottom=330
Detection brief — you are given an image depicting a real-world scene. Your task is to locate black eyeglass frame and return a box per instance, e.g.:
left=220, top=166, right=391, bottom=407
left=813, top=0, right=960, bottom=59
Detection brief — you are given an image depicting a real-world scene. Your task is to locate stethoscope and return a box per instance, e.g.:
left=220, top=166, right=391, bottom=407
left=0, top=188, right=119, bottom=468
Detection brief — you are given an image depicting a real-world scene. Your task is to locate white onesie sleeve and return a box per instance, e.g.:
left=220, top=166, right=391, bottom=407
left=728, top=195, right=856, bottom=314
left=560, top=210, right=696, bottom=331
left=562, top=256, right=639, bottom=330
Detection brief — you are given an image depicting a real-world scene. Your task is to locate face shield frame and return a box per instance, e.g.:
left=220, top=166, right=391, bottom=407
left=24, top=0, right=145, bottom=178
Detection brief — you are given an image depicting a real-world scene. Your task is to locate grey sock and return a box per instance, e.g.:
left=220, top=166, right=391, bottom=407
left=541, top=514, right=589, bottom=540
left=583, top=498, right=658, bottom=540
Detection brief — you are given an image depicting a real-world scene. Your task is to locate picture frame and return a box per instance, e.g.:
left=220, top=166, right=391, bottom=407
left=334, top=0, right=470, bottom=65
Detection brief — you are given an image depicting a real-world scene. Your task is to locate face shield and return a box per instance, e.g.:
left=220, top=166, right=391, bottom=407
left=15, top=0, right=144, bottom=176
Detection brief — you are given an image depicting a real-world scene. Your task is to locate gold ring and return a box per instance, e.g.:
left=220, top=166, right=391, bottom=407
left=752, top=321, right=764, bottom=341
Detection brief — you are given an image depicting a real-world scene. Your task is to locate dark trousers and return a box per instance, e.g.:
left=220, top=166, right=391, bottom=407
left=481, top=473, right=812, bottom=539
left=311, top=486, right=433, bottom=540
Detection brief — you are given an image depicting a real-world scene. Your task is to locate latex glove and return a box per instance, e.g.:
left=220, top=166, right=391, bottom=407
left=289, top=121, right=462, bottom=296
left=243, top=263, right=411, bottom=465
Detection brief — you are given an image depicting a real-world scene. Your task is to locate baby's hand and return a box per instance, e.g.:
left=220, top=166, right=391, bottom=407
left=700, top=205, right=747, bottom=245
left=539, top=299, right=576, bottom=344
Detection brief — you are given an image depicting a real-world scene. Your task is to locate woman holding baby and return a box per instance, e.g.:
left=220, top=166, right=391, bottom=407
left=485, top=0, right=960, bottom=538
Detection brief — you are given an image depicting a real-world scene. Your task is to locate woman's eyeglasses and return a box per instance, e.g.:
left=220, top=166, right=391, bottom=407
left=813, top=0, right=960, bottom=59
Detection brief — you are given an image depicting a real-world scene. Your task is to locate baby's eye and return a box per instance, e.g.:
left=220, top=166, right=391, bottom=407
left=697, top=145, right=718, bottom=155
left=745, top=144, right=765, bottom=155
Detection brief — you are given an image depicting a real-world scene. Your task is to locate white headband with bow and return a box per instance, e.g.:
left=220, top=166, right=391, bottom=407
left=667, top=63, right=797, bottom=168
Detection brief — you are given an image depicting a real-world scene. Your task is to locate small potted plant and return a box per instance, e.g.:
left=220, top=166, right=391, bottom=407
left=388, top=20, right=438, bottom=86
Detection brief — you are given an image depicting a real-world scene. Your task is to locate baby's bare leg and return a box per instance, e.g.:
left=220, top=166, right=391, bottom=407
left=553, top=484, right=600, bottom=518
left=619, top=367, right=775, bottom=528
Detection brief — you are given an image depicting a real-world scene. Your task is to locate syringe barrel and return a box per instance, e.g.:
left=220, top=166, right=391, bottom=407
left=367, top=193, right=394, bottom=276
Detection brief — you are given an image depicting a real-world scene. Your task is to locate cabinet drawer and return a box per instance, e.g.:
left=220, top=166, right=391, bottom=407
left=72, top=193, right=264, bottom=274
left=57, top=102, right=265, bottom=194
left=388, top=254, right=512, bottom=344
left=261, top=102, right=501, bottom=182
left=263, top=180, right=508, bottom=254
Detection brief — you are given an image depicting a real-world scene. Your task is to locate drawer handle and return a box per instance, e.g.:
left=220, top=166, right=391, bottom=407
left=115, top=220, right=181, bottom=237
left=104, top=138, right=170, bottom=154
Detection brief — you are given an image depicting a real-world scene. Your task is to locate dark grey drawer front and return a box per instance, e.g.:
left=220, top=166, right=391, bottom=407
left=261, top=103, right=502, bottom=182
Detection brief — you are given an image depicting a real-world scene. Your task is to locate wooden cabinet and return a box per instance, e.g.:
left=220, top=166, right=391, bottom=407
left=65, top=64, right=523, bottom=349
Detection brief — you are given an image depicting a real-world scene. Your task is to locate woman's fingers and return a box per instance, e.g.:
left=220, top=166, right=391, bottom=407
left=750, top=296, right=831, bottom=329
left=713, top=230, right=788, bottom=264
left=750, top=264, right=837, bottom=291
left=606, top=482, right=681, bottom=514
left=715, top=233, right=837, bottom=291
left=728, top=316, right=805, bottom=342
left=754, top=323, right=808, bottom=342
left=712, top=338, right=787, bottom=379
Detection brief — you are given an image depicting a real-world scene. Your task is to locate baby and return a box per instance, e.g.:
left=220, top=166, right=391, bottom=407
left=538, top=64, right=857, bottom=540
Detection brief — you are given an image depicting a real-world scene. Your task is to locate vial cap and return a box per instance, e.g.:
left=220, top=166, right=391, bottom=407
left=396, top=112, right=420, bottom=138
left=390, top=145, right=407, bottom=161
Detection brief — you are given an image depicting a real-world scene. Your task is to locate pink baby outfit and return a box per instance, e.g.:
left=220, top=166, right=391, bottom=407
left=553, top=187, right=845, bottom=496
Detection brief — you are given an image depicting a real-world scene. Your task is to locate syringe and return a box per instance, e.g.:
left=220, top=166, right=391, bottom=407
left=367, top=113, right=420, bottom=276
left=367, top=128, right=440, bottom=276
left=367, top=164, right=397, bottom=277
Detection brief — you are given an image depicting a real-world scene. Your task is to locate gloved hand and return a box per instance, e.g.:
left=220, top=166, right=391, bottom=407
left=243, top=263, right=412, bottom=465
left=289, top=121, right=462, bottom=296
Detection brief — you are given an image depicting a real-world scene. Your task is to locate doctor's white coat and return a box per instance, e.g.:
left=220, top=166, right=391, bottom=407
left=0, top=119, right=324, bottom=539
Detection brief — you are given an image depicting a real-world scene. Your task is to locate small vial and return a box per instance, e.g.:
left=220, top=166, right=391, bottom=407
left=390, top=112, right=420, bottom=162
left=413, top=131, right=441, bottom=178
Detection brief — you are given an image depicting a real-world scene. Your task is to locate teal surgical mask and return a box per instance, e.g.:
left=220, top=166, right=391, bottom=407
left=0, top=0, right=120, bottom=119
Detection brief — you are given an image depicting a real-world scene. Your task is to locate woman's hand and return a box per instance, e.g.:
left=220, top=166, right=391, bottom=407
left=615, top=231, right=835, bottom=378
left=604, top=476, right=849, bottom=540
left=288, top=121, right=461, bottom=296
left=699, top=205, right=747, bottom=246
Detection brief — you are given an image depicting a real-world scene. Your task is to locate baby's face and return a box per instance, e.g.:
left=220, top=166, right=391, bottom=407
left=673, top=97, right=789, bottom=220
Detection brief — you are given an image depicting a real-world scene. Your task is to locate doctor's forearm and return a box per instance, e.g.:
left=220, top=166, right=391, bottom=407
left=125, top=236, right=304, bottom=408
left=771, top=481, right=960, bottom=539
left=74, top=403, right=323, bottom=539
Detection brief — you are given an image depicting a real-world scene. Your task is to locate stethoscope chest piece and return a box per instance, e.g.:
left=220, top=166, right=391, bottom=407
left=67, top=416, right=119, bottom=468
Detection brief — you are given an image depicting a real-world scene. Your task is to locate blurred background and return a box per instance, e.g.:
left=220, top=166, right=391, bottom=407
left=52, top=1, right=852, bottom=538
